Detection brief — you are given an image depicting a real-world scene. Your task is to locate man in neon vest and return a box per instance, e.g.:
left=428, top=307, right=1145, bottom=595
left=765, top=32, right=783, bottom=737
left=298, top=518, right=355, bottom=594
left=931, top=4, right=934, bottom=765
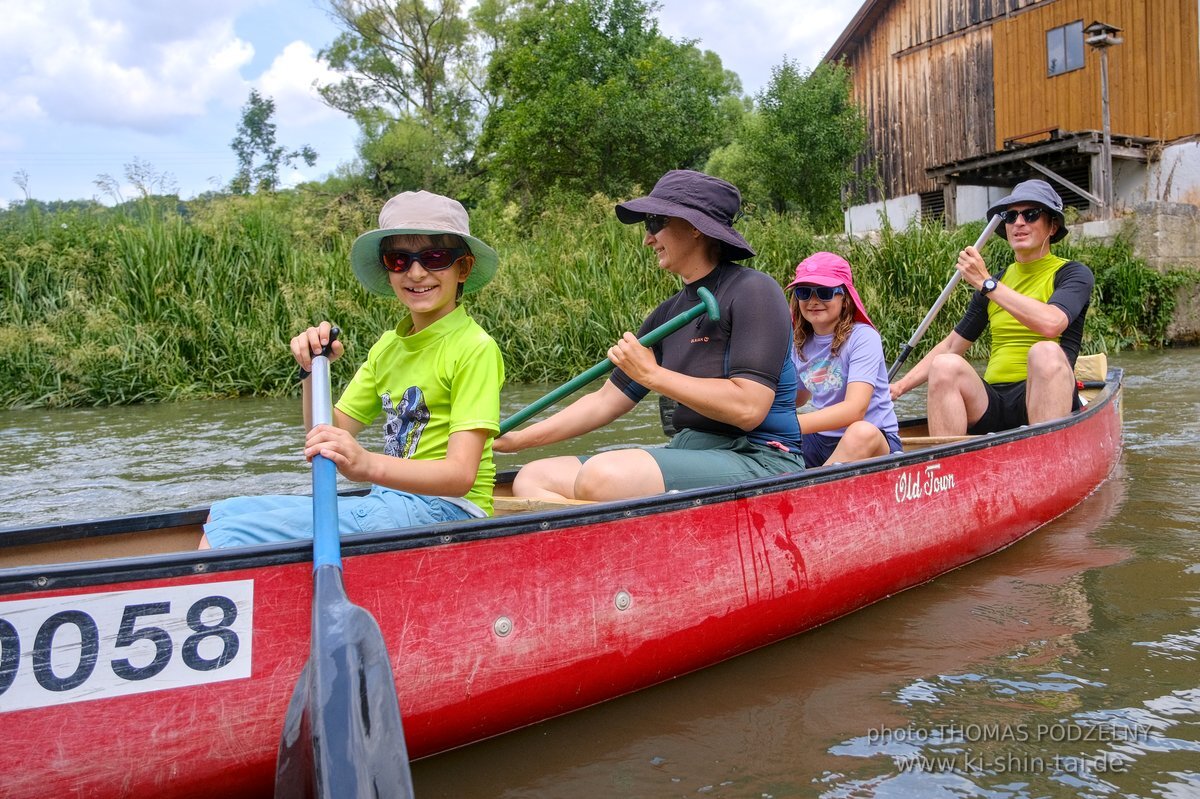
left=890, top=179, right=1094, bottom=436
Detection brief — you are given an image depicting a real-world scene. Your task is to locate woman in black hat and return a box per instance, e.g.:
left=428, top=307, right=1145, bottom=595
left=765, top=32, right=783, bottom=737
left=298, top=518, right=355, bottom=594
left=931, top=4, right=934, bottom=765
left=889, top=178, right=1094, bottom=436
left=495, top=169, right=804, bottom=500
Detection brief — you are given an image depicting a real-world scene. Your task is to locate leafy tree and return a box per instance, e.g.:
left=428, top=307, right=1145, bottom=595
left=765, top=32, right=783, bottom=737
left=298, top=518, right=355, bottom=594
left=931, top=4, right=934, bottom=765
left=320, top=0, right=484, bottom=195
left=480, top=0, right=742, bottom=212
left=360, top=116, right=473, bottom=196
left=464, top=0, right=520, bottom=119
left=322, top=0, right=474, bottom=123
left=714, top=59, right=865, bottom=229
left=230, top=90, right=318, bottom=194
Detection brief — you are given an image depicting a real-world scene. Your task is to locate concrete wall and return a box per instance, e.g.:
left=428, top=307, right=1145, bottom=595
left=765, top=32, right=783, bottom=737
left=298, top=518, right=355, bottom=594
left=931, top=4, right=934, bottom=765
left=1060, top=204, right=1200, bottom=344
left=957, top=185, right=1004, bottom=222
left=1131, top=201, right=1200, bottom=270
left=844, top=194, right=921, bottom=235
left=1119, top=139, right=1200, bottom=208
left=844, top=187, right=1004, bottom=235
left=1130, top=202, right=1200, bottom=344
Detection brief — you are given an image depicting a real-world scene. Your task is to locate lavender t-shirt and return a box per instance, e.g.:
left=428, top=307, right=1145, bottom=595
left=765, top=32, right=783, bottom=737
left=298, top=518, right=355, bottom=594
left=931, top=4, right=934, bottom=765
left=792, top=323, right=899, bottom=437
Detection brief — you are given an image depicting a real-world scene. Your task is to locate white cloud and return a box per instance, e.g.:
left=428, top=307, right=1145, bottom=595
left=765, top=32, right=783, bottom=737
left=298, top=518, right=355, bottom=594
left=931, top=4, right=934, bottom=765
left=256, top=40, right=345, bottom=129
left=0, top=94, right=44, bottom=126
left=656, top=0, right=859, bottom=93
left=0, top=0, right=254, bottom=132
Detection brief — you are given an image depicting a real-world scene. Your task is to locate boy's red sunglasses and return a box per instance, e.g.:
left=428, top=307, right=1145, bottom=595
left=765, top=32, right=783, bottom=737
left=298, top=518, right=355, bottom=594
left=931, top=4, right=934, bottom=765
left=379, top=247, right=468, bottom=273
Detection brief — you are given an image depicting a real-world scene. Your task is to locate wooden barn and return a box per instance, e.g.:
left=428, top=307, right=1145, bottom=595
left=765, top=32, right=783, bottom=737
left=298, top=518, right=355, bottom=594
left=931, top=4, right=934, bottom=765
left=826, top=0, right=1200, bottom=231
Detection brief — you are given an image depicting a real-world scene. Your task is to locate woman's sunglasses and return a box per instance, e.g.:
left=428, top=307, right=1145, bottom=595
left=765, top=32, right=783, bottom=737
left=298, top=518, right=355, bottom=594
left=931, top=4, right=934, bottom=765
left=1001, top=208, right=1045, bottom=225
left=380, top=247, right=468, bottom=273
left=792, top=285, right=845, bottom=302
left=644, top=215, right=670, bottom=235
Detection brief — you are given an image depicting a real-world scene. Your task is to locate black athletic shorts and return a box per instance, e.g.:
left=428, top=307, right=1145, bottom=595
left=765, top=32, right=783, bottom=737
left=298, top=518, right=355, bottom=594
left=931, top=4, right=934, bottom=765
left=968, top=380, right=1081, bottom=434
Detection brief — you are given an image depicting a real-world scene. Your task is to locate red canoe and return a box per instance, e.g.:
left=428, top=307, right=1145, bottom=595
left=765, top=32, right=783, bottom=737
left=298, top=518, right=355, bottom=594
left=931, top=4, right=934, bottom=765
left=0, top=369, right=1123, bottom=799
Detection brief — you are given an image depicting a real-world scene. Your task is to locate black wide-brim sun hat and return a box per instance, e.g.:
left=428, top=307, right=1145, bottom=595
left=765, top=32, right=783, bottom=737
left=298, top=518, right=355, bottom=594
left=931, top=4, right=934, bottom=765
left=987, top=178, right=1069, bottom=244
left=615, top=170, right=756, bottom=261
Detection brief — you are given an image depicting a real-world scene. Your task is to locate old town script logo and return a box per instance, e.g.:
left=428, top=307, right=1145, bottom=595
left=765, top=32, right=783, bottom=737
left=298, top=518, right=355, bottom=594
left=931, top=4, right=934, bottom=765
left=894, top=462, right=956, bottom=503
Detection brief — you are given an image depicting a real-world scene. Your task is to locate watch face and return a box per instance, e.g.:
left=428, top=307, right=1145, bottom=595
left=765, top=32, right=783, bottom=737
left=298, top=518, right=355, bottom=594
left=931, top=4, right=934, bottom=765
left=983, top=278, right=997, bottom=293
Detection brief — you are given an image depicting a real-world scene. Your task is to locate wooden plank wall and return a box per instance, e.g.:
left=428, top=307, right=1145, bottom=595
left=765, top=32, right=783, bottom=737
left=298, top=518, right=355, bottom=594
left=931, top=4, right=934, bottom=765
left=845, top=0, right=1042, bottom=200
left=843, top=0, right=1200, bottom=201
left=993, top=0, right=1200, bottom=147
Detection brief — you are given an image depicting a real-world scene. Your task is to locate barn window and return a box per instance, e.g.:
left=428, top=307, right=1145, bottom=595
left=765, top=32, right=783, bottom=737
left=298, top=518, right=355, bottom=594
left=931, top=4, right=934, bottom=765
left=1047, top=21, right=1085, bottom=76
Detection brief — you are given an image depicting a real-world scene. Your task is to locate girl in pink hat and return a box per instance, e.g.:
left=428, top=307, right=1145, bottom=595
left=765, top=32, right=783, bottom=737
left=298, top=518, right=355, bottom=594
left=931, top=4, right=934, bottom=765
left=786, top=252, right=902, bottom=467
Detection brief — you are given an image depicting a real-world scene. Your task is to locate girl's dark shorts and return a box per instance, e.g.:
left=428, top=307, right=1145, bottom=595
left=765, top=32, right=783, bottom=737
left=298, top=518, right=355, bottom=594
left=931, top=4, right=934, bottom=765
left=801, top=429, right=903, bottom=469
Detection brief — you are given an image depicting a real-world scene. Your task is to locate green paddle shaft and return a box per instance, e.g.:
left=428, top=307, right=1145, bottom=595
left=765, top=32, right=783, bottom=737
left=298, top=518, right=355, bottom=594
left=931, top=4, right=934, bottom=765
left=499, top=287, right=720, bottom=435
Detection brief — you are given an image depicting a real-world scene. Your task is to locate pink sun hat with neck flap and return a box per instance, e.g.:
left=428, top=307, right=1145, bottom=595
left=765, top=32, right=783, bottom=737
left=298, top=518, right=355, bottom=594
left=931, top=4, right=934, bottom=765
left=785, top=251, right=875, bottom=328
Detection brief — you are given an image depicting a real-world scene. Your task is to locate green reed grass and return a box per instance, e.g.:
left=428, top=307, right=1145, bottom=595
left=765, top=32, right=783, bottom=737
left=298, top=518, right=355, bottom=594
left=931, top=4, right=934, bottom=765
left=0, top=191, right=1191, bottom=408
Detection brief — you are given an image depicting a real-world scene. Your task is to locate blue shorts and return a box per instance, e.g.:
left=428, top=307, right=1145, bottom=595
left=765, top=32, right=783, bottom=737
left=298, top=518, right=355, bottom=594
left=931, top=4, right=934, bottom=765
left=801, top=429, right=904, bottom=469
left=203, top=486, right=472, bottom=549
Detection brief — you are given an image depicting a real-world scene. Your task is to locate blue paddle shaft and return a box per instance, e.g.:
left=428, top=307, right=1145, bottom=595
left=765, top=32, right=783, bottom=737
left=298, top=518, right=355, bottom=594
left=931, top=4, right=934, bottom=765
left=499, top=287, right=720, bottom=434
left=310, top=346, right=341, bottom=571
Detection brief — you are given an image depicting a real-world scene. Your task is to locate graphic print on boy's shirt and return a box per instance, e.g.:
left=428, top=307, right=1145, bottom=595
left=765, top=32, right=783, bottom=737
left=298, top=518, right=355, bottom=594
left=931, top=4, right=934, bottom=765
left=383, top=386, right=430, bottom=458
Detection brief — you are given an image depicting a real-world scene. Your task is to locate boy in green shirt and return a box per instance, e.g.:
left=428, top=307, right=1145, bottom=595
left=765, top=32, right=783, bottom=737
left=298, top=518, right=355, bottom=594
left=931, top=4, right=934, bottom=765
left=201, top=191, right=504, bottom=548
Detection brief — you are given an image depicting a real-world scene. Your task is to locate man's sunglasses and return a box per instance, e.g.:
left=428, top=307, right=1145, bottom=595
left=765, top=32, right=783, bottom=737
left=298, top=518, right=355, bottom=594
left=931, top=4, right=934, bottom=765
left=379, top=247, right=468, bottom=273
left=1001, top=208, right=1045, bottom=225
left=644, top=214, right=670, bottom=235
left=792, top=285, right=845, bottom=302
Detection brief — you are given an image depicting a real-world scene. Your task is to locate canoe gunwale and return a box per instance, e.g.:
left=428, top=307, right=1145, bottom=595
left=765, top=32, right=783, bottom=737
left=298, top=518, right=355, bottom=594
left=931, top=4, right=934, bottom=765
left=0, top=369, right=1124, bottom=596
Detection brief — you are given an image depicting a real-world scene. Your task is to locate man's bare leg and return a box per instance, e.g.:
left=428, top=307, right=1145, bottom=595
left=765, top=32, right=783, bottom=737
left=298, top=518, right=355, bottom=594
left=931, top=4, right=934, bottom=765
left=1026, top=341, right=1075, bottom=424
left=926, top=353, right=990, bottom=436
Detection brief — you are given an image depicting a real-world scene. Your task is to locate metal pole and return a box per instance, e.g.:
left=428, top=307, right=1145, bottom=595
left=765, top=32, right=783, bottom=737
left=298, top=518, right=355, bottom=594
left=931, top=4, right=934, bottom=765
left=1099, top=47, right=1114, bottom=218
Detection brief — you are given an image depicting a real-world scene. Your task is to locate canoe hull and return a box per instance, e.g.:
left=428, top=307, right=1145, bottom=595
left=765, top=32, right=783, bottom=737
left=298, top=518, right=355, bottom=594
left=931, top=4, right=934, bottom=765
left=0, top=374, right=1123, bottom=798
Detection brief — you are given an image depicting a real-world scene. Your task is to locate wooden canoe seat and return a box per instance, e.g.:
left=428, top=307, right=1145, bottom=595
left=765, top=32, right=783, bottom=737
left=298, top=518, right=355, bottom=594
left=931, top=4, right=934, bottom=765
left=492, top=496, right=597, bottom=516
left=900, top=434, right=977, bottom=451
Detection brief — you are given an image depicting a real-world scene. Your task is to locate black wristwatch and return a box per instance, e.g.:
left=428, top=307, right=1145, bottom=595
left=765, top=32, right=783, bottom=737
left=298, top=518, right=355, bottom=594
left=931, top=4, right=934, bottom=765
left=980, top=277, right=998, bottom=296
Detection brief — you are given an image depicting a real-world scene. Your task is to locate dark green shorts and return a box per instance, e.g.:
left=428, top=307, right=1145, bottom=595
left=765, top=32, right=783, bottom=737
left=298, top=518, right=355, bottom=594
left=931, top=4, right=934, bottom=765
left=645, top=428, right=805, bottom=492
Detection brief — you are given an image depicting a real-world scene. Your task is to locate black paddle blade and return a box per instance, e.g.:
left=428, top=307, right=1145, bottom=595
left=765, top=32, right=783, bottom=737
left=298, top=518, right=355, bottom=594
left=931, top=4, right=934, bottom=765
left=275, top=567, right=413, bottom=799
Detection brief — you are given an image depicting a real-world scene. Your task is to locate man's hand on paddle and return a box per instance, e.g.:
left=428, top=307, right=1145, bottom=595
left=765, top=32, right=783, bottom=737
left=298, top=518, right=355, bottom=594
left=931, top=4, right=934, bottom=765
left=954, top=246, right=990, bottom=291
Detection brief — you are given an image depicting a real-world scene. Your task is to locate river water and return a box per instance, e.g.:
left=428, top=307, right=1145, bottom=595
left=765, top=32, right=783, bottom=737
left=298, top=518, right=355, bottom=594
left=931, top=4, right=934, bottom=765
left=0, top=349, right=1197, bottom=798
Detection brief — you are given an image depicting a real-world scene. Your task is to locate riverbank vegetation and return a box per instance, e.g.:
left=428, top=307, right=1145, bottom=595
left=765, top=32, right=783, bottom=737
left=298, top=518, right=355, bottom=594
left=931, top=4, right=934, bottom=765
left=4, top=0, right=1192, bottom=407
left=0, top=190, right=1190, bottom=408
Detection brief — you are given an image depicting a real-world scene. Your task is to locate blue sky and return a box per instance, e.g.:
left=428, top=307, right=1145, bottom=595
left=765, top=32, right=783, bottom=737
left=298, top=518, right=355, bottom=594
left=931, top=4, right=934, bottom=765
left=0, top=0, right=862, bottom=206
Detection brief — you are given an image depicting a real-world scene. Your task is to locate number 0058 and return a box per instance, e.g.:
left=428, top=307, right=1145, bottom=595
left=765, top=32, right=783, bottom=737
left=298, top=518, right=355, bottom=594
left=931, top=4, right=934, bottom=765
left=0, top=580, right=253, bottom=712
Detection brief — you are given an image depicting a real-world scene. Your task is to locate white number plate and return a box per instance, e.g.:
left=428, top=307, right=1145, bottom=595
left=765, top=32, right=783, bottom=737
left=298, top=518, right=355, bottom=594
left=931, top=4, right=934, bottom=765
left=0, top=580, right=254, bottom=712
